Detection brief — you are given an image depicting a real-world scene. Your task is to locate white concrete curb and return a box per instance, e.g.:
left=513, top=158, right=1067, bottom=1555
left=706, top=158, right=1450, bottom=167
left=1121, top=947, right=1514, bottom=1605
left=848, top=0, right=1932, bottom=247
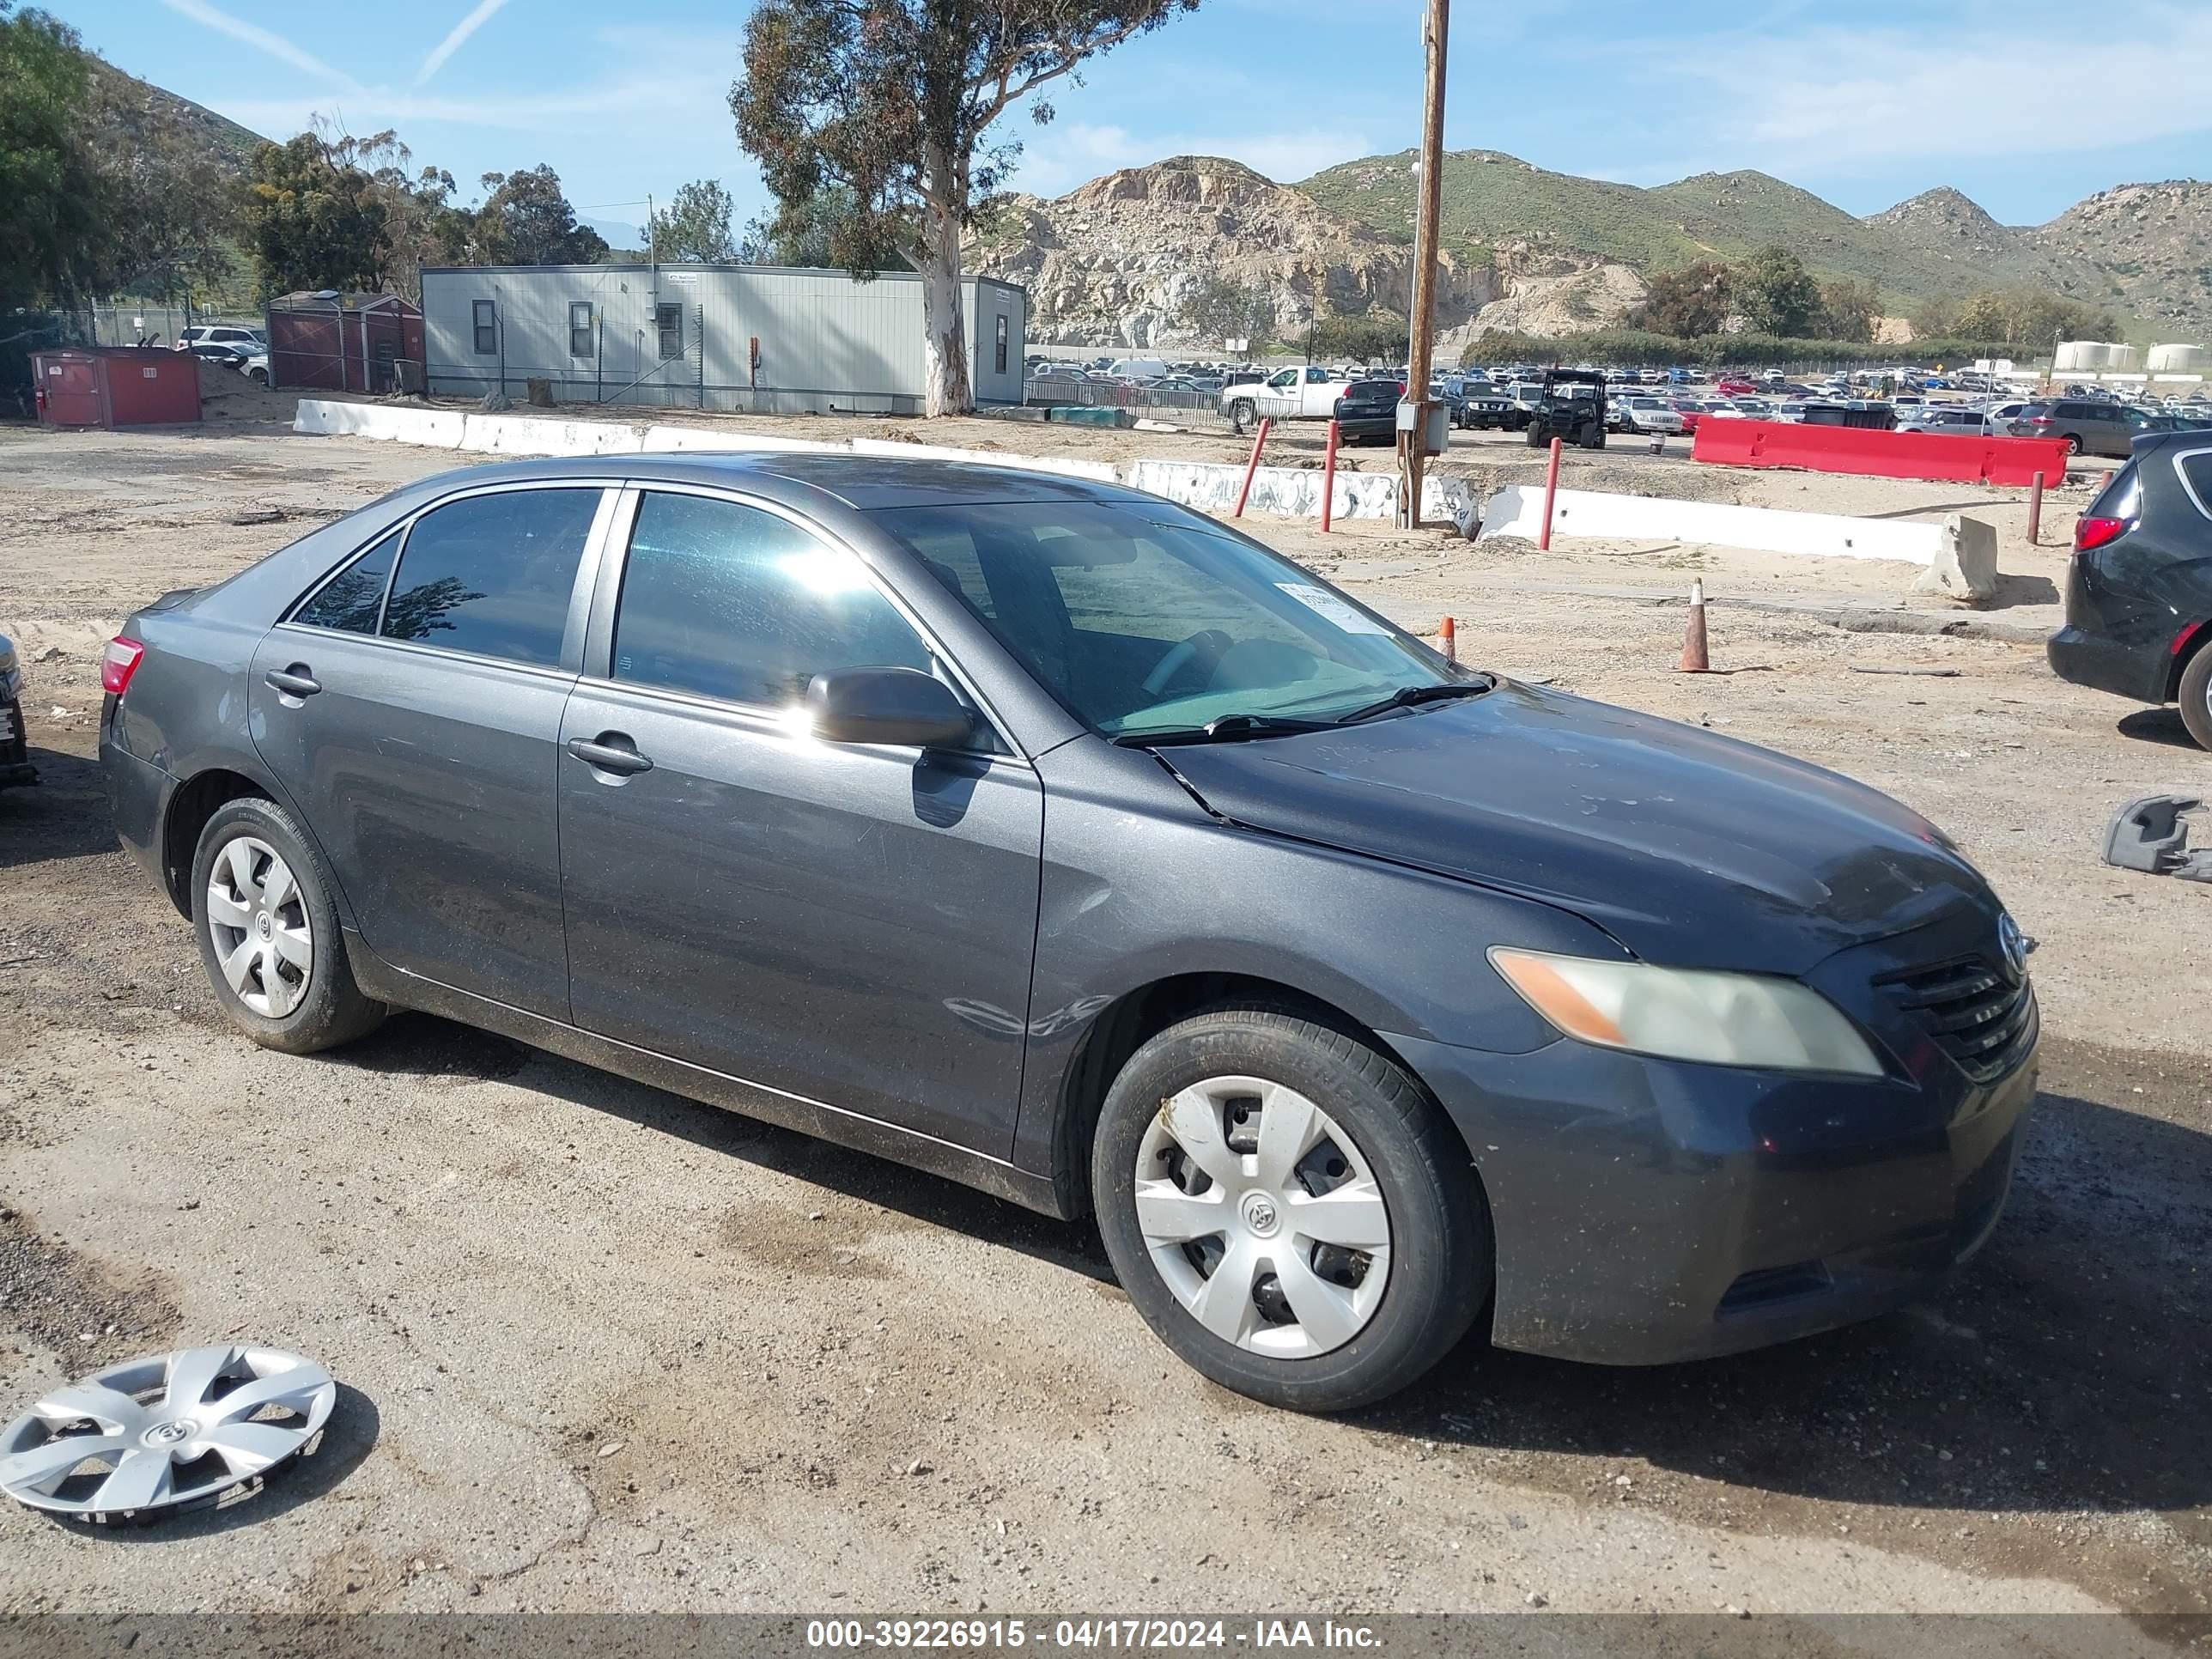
left=1480, top=484, right=1945, bottom=567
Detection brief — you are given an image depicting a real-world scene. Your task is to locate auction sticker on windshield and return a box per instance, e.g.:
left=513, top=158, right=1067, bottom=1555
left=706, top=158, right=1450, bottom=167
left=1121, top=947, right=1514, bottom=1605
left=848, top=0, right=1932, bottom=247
left=1275, top=583, right=1387, bottom=634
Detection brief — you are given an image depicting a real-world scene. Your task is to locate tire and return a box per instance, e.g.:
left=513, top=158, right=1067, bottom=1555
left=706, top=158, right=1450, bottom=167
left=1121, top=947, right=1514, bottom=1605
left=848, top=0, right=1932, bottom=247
left=248, top=368, right=268, bottom=386
left=1091, top=1007, right=1491, bottom=1413
left=1586, top=427, right=1607, bottom=450
left=191, top=796, right=386, bottom=1055
left=1229, top=400, right=1258, bottom=436
left=1524, top=424, right=1546, bottom=448
left=2179, top=639, right=2212, bottom=751
left=2066, top=434, right=2083, bottom=455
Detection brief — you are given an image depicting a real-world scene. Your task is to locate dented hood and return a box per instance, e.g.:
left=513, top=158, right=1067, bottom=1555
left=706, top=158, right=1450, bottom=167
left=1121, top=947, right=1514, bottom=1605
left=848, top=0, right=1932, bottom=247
left=1158, top=681, right=1992, bottom=976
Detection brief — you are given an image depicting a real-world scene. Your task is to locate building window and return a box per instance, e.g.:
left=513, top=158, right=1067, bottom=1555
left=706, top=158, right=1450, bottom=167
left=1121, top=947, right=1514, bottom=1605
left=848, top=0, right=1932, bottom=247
left=656, top=302, right=683, bottom=362
left=569, top=301, right=593, bottom=358
left=472, top=299, right=496, bottom=356
left=994, top=314, right=1008, bottom=375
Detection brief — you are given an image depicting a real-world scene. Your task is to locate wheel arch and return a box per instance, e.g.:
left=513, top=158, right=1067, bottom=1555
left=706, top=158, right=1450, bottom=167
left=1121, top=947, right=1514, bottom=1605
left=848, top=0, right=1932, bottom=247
left=159, top=766, right=277, bottom=917
left=1044, top=970, right=1457, bottom=1222
left=2162, top=617, right=2212, bottom=701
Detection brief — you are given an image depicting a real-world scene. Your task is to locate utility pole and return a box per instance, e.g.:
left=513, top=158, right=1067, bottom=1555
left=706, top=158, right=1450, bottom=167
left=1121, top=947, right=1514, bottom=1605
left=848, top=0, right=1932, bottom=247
left=1397, top=0, right=1449, bottom=530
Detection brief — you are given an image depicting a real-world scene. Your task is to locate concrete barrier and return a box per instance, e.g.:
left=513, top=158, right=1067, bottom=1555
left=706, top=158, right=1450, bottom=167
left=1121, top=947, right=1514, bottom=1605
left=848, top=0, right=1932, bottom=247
left=1480, top=484, right=1945, bottom=566
left=1913, top=514, right=2000, bottom=602
left=1693, top=419, right=2072, bottom=488
left=1124, top=458, right=1479, bottom=526
left=459, top=414, right=645, bottom=457
left=848, top=437, right=1117, bottom=482
left=641, top=426, right=845, bottom=453
left=293, top=399, right=464, bottom=447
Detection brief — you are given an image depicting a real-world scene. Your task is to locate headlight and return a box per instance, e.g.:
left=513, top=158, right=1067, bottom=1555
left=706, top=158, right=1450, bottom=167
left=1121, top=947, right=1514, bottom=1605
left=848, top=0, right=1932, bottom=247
left=1489, top=948, right=1885, bottom=1077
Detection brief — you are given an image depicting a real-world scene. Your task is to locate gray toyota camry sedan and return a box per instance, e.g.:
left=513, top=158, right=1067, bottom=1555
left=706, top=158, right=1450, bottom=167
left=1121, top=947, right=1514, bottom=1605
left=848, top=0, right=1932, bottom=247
left=101, top=454, right=2037, bottom=1410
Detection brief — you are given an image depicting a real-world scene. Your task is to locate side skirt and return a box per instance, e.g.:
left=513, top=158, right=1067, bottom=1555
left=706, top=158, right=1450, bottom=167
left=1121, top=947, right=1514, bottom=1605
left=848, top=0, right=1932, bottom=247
left=345, top=933, right=1067, bottom=1219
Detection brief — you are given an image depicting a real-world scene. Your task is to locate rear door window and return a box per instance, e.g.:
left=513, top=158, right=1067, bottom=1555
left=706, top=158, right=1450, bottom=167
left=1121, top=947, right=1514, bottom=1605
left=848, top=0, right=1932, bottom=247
left=380, top=487, right=602, bottom=665
left=2171, top=453, right=2212, bottom=521
left=611, top=491, right=931, bottom=708
left=295, top=529, right=401, bottom=635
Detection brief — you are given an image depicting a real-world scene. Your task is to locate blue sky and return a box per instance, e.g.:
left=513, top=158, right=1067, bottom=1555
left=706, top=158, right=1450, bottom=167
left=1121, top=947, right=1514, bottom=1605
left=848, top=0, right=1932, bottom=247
left=58, top=0, right=2212, bottom=242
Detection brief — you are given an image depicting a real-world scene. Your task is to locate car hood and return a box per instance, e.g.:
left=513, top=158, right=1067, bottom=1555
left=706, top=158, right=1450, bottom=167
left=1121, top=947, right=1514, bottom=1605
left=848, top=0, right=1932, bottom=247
left=1158, top=681, right=1994, bottom=977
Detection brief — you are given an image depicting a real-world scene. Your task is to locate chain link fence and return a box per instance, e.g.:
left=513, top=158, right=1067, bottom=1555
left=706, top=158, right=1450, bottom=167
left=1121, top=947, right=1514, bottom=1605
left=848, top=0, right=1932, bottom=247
left=1023, top=374, right=1231, bottom=428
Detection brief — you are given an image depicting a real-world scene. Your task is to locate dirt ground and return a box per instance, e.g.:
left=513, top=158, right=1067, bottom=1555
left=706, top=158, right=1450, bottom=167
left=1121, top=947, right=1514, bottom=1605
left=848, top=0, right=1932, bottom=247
left=0, top=416, right=2206, bottom=1637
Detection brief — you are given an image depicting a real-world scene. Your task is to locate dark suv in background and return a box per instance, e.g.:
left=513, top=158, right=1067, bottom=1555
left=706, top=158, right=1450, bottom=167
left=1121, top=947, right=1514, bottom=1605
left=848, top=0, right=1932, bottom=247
left=2048, top=432, right=2212, bottom=748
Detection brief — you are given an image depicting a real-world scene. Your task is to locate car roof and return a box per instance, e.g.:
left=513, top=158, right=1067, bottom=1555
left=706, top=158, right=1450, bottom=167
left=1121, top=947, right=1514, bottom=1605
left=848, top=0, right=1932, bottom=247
left=391, top=450, right=1154, bottom=513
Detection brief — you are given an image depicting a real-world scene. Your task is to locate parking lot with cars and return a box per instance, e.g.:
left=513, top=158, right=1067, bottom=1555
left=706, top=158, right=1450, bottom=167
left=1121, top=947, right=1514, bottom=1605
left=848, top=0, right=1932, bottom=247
left=0, top=412, right=2207, bottom=1627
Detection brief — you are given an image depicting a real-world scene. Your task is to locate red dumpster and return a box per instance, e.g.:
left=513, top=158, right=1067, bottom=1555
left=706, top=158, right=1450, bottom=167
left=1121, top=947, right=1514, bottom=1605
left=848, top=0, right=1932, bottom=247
left=29, top=347, right=203, bottom=429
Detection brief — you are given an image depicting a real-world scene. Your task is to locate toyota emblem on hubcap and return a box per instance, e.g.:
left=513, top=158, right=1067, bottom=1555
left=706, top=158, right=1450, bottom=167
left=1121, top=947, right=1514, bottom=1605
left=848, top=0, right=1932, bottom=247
left=142, top=1420, right=193, bottom=1447
left=1242, top=1193, right=1280, bottom=1237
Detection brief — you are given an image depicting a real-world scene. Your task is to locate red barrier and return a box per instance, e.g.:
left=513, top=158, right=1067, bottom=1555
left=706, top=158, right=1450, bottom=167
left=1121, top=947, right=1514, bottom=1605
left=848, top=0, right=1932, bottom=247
left=1692, top=420, right=2072, bottom=488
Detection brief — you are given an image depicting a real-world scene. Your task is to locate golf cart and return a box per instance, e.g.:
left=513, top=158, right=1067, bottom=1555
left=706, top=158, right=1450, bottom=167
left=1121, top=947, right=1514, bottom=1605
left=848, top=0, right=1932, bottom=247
left=1525, top=368, right=1608, bottom=449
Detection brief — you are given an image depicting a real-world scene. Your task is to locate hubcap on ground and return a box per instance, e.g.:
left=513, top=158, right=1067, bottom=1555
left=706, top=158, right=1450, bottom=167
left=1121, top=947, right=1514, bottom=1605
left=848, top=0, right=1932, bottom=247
left=205, top=836, right=312, bottom=1018
left=0, top=1346, right=336, bottom=1520
left=1133, top=1076, right=1392, bottom=1358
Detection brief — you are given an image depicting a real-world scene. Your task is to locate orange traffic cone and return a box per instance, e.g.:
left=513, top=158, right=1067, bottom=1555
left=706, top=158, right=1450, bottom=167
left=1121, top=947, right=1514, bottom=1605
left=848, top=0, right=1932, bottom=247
left=1438, top=616, right=1457, bottom=664
left=1678, top=579, right=1711, bottom=673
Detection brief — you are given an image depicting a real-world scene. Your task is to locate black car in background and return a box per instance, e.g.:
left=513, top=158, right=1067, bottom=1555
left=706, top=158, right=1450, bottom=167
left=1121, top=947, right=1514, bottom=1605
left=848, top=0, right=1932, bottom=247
left=2048, top=432, right=2212, bottom=749
left=1456, top=385, right=1522, bottom=430
left=1331, top=379, right=1401, bottom=446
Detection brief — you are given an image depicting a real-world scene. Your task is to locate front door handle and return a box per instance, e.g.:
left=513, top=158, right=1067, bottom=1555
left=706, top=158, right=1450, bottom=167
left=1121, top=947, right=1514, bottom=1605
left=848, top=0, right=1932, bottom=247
left=264, top=665, right=320, bottom=698
left=568, top=733, right=653, bottom=776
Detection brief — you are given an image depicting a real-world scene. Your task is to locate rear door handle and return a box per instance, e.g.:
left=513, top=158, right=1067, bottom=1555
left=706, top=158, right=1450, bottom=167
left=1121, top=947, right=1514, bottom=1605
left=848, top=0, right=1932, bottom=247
left=264, top=665, right=320, bottom=698
left=568, top=733, right=653, bottom=776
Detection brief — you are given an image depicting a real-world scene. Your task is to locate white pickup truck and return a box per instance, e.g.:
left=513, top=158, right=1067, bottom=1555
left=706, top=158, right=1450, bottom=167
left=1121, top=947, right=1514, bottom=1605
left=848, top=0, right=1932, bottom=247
left=1220, top=365, right=1358, bottom=434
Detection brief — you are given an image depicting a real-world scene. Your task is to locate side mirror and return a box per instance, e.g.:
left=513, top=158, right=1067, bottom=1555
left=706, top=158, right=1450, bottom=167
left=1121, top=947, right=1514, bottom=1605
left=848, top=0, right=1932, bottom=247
left=807, top=667, right=975, bottom=749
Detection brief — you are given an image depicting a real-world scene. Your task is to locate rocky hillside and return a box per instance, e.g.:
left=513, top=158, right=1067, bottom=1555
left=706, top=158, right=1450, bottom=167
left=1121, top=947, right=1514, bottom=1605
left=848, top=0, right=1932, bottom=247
left=2028, top=181, right=2212, bottom=335
left=85, top=55, right=266, bottom=172
left=966, top=156, right=1504, bottom=349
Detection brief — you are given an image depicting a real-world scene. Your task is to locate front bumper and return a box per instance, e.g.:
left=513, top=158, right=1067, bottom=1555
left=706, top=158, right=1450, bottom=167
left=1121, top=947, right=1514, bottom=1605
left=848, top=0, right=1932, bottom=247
left=1389, top=910, right=2039, bottom=1365
left=2048, top=623, right=2167, bottom=706
left=0, top=696, right=34, bottom=788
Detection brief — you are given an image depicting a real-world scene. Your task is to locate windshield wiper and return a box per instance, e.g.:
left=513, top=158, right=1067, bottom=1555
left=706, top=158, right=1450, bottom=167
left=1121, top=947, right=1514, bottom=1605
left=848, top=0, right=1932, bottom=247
left=1331, top=678, right=1495, bottom=727
left=1110, top=713, right=1336, bottom=748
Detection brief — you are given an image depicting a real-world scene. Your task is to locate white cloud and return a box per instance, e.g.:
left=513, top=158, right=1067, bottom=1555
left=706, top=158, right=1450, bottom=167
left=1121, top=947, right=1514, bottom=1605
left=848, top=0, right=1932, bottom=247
left=417, top=0, right=513, bottom=88
left=159, top=0, right=349, bottom=83
left=1613, top=1, right=2212, bottom=184
left=1016, top=120, right=1376, bottom=197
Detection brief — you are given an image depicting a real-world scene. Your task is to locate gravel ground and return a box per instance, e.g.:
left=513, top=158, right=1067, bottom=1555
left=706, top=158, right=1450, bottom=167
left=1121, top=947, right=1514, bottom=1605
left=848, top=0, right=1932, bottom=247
left=0, top=418, right=2205, bottom=1638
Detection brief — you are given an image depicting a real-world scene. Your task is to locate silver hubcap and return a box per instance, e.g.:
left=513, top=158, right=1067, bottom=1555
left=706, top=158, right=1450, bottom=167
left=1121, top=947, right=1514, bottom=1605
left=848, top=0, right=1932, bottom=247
left=205, top=836, right=312, bottom=1018
left=1134, top=1076, right=1392, bottom=1358
left=0, top=1346, right=336, bottom=1519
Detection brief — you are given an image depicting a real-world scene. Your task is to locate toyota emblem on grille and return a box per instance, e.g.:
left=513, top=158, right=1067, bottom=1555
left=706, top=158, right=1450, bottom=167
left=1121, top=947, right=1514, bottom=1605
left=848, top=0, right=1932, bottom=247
left=1997, top=914, right=2028, bottom=981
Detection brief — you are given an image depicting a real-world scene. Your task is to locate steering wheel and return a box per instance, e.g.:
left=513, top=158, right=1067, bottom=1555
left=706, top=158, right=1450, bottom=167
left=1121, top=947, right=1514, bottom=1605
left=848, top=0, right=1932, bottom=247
left=1140, top=629, right=1233, bottom=700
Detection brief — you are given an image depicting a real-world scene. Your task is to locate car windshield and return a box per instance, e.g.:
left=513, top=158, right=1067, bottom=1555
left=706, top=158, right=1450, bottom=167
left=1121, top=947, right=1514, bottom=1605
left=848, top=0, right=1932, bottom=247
left=868, top=500, right=1462, bottom=738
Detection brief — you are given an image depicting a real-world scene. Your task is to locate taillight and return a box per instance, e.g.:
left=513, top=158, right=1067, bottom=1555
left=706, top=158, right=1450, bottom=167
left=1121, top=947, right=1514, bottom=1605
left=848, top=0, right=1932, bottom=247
left=2075, top=516, right=2126, bottom=552
left=100, top=636, right=144, bottom=696
left=2027, top=415, right=2052, bottom=426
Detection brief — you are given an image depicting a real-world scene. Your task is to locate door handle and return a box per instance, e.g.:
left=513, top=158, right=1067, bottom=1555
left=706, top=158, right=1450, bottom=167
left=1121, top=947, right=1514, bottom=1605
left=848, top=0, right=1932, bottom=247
left=568, top=733, right=653, bottom=776
left=264, top=665, right=320, bottom=698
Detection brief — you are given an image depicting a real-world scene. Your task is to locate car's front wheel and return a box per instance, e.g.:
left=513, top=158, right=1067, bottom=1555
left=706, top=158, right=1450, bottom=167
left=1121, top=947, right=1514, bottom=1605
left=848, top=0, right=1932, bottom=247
left=1228, top=400, right=1258, bottom=435
left=191, top=796, right=386, bottom=1054
left=1091, top=1007, right=1490, bottom=1412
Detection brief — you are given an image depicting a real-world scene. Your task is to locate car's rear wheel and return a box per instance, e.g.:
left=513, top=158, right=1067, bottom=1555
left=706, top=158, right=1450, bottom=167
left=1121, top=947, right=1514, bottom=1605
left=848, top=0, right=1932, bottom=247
left=2179, top=641, right=2212, bottom=751
left=1091, top=1007, right=1490, bottom=1412
left=191, top=797, right=386, bottom=1054
left=2066, top=434, right=2083, bottom=454
left=1229, top=400, right=1258, bottom=435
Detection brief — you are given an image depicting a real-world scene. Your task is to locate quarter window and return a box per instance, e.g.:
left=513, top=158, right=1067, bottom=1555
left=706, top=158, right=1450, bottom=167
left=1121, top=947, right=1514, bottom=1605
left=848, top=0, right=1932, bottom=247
left=380, top=488, right=601, bottom=666
left=611, top=492, right=931, bottom=708
left=295, top=529, right=399, bottom=635
left=2173, top=453, right=2212, bottom=520
left=472, top=299, right=496, bottom=356
left=656, top=302, right=684, bottom=362
left=569, top=301, right=593, bottom=358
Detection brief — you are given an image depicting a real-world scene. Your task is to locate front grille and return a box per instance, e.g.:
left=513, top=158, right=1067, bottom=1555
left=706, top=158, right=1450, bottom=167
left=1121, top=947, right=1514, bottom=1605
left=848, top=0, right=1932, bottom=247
left=1883, top=957, right=2036, bottom=1083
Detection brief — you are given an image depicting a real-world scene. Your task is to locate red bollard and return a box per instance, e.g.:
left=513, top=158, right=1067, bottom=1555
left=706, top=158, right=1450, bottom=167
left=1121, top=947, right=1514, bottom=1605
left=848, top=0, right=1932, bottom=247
left=1320, top=419, right=1340, bottom=532
left=1438, top=615, right=1456, bottom=664
left=1233, top=417, right=1272, bottom=519
left=2027, top=470, right=2045, bottom=546
left=1538, top=435, right=1563, bottom=551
